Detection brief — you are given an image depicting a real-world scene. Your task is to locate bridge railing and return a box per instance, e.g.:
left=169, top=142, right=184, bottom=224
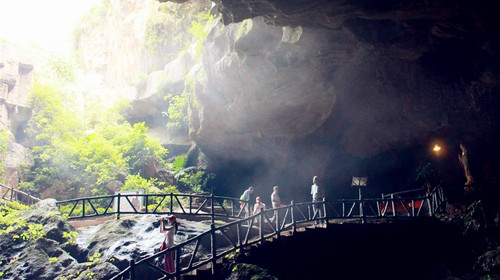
left=56, top=193, right=247, bottom=221
left=110, top=200, right=328, bottom=280
left=0, top=183, right=41, bottom=205
left=325, top=186, right=446, bottom=219
left=110, top=187, right=447, bottom=280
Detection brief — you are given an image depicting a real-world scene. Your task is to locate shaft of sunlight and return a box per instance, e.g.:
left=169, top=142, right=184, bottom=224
left=0, top=0, right=96, bottom=53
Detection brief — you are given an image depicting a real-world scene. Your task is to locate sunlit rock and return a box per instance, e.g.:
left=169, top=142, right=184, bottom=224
left=0, top=199, right=121, bottom=279
left=186, top=0, right=500, bottom=194
left=127, top=53, right=195, bottom=147
left=0, top=41, right=34, bottom=187
left=78, top=214, right=210, bottom=264
left=193, top=16, right=344, bottom=162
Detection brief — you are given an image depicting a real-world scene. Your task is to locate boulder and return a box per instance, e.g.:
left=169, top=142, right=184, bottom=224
left=79, top=214, right=210, bottom=263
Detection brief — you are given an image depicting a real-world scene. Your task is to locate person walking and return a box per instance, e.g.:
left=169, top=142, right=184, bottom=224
left=271, top=186, right=282, bottom=222
left=271, top=186, right=281, bottom=209
left=253, top=196, right=266, bottom=213
left=311, top=176, right=325, bottom=224
left=240, top=186, right=254, bottom=217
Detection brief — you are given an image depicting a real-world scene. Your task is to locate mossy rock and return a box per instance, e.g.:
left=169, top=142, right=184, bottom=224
left=227, top=263, right=278, bottom=280
left=475, top=246, right=500, bottom=274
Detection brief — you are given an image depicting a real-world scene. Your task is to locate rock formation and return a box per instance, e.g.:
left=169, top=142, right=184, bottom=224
left=0, top=199, right=211, bottom=279
left=0, top=41, right=34, bottom=187
left=182, top=0, right=500, bottom=196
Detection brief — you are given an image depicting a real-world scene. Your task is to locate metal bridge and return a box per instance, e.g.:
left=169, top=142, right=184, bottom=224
left=51, top=186, right=446, bottom=280
left=0, top=183, right=41, bottom=205
left=0, top=183, right=447, bottom=279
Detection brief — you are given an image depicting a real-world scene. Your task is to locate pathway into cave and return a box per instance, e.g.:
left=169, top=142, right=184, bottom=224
left=240, top=219, right=472, bottom=280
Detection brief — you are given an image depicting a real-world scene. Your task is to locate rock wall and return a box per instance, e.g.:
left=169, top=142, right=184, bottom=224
left=0, top=41, right=34, bottom=187
left=185, top=0, right=500, bottom=196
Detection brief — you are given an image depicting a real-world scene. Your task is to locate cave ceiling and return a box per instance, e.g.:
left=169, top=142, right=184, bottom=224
left=163, top=0, right=500, bottom=193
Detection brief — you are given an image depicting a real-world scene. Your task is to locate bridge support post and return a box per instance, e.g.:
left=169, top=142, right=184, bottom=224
left=323, top=198, right=329, bottom=228
left=391, top=194, right=396, bottom=218
left=275, top=208, right=280, bottom=240
left=211, top=194, right=215, bottom=224
left=189, top=195, right=192, bottom=214
left=116, top=193, right=121, bottom=220
left=427, top=196, right=433, bottom=216
left=82, top=199, right=86, bottom=218
left=358, top=188, right=365, bottom=224
left=129, top=260, right=135, bottom=280
left=170, top=193, right=174, bottom=214
left=260, top=213, right=264, bottom=244
left=210, top=223, right=217, bottom=276
left=237, top=222, right=241, bottom=246
left=175, top=247, right=180, bottom=279
left=291, top=201, right=296, bottom=234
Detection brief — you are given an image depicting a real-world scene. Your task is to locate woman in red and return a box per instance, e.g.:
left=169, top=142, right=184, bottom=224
left=159, top=215, right=178, bottom=273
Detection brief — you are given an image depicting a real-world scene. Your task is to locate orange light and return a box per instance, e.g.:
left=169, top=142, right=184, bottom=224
left=433, top=144, right=441, bottom=152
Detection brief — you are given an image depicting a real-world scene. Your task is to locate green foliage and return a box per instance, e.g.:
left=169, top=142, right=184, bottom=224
left=0, top=200, right=30, bottom=238
left=49, top=257, right=59, bottom=263
left=179, top=171, right=214, bottom=193
left=463, top=200, right=484, bottom=235
left=13, top=224, right=46, bottom=241
left=0, top=203, right=27, bottom=235
left=88, top=252, right=102, bottom=264
left=188, top=11, right=217, bottom=61
left=165, top=93, right=189, bottom=128
left=122, top=174, right=165, bottom=194
left=159, top=10, right=216, bottom=128
left=172, top=156, right=187, bottom=171
left=230, top=263, right=278, bottom=280
left=63, top=231, right=78, bottom=244
left=121, top=174, right=181, bottom=212
left=142, top=1, right=214, bottom=70
left=24, top=71, right=169, bottom=197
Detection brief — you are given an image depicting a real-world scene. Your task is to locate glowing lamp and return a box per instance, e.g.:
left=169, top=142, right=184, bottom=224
left=433, top=144, right=441, bottom=152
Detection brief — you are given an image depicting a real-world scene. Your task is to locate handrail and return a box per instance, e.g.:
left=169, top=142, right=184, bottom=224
left=110, top=186, right=447, bottom=280
left=56, top=193, right=248, bottom=221
left=381, top=187, right=425, bottom=198
left=0, top=183, right=41, bottom=205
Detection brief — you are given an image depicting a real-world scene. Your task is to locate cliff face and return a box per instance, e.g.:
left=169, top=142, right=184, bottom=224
left=184, top=0, right=500, bottom=195
left=0, top=41, right=34, bottom=186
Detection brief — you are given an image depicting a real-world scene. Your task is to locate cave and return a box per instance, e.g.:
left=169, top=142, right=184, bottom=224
left=183, top=0, right=500, bottom=207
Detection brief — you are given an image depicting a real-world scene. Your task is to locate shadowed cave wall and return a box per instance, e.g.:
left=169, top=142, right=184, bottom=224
left=176, top=0, right=500, bottom=202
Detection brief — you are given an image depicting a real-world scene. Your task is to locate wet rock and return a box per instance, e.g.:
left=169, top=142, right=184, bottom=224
left=4, top=238, right=80, bottom=280
left=61, top=243, right=89, bottom=263
left=78, top=214, right=211, bottom=263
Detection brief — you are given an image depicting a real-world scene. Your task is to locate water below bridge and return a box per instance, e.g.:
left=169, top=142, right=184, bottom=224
left=239, top=218, right=471, bottom=280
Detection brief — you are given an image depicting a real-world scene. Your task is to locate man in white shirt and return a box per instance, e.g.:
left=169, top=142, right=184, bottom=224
left=311, top=176, right=325, bottom=224
left=270, top=186, right=282, bottom=223
left=271, top=186, right=281, bottom=208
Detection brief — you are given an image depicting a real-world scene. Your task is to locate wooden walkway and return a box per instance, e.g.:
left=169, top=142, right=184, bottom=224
left=1, top=184, right=447, bottom=280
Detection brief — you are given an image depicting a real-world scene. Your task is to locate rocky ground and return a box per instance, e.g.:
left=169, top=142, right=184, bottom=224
left=0, top=199, right=210, bottom=280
